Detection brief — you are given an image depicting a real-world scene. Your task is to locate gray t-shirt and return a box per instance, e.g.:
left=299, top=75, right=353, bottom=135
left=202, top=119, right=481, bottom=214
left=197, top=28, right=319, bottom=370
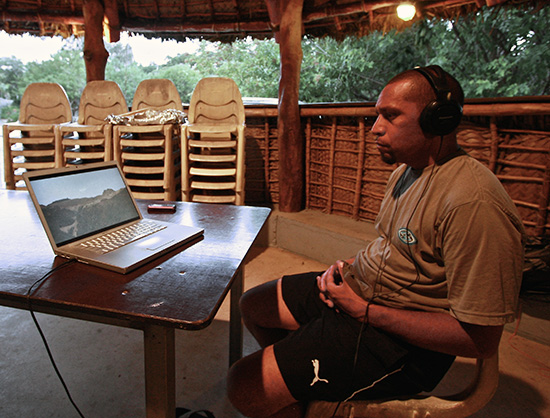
left=350, top=150, right=525, bottom=326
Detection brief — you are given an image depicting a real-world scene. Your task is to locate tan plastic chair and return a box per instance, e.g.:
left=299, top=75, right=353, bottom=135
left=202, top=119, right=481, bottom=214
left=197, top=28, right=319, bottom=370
left=3, top=82, right=72, bottom=189
left=182, top=77, right=246, bottom=205
left=112, top=79, right=183, bottom=201
left=305, top=352, right=499, bottom=418
left=57, top=80, right=128, bottom=166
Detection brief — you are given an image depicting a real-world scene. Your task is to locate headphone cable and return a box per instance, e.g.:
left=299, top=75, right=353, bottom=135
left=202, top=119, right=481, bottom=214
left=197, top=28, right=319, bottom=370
left=340, top=144, right=444, bottom=409
left=26, top=259, right=86, bottom=418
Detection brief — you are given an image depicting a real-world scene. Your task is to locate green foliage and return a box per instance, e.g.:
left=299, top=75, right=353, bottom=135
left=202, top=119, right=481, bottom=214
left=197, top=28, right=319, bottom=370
left=226, top=38, right=280, bottom=98
left=164, top=38, right=280, bottom=99
left=0, top=57, right=26, bottom=100
left=300, top=31, right=426, bottom=102
left=415, top=6, right=550, bottom=98
left=22, top=37, right=86, bottom=111
left=105, top=42, right=149, bottom=106
left=298, top=4, right=549, bottom=101
left=0, top=104, right=19, bottom=121
left=0, top=56, right=24, bottom=121
left=0, top=57, right=26, bottom=122
left=1, top=3, right=548, bottom=115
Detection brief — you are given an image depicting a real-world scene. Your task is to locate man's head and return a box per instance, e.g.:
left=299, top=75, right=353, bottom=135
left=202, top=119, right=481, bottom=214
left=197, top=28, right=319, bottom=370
left=372, top=66, right=464, bottom=169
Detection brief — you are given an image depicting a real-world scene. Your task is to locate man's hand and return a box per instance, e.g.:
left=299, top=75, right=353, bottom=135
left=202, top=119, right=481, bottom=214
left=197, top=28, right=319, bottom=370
left=316, top=261, right=368, bottom=318
left=316, top=261, right=503, bottom=358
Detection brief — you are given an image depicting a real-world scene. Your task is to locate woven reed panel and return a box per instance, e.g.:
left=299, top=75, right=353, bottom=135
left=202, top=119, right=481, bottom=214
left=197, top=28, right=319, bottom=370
left=456, top=122, right=494, bottom=167
left=305, top=115, right=396, bottom=221
left=457, top=117, right=550, bottom=237
left=244, top=117, right=279, bottom=205
left=245, top=108, right=549, bottom=237
left=304, top=114, right=550, bottom=237
left=495, top=132, right=549, bottom=237
left=358, top=128, right=397, bottom=221
left=307, top=119, right=354, bottom=216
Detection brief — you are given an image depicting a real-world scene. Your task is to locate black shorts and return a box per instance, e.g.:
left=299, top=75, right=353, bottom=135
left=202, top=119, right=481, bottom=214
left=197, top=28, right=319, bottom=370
left=273, top=272, right=455, bottom=402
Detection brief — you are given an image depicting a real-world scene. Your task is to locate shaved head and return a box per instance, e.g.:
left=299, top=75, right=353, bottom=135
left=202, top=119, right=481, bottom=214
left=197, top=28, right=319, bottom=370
left=386, top=67, right=464, bottom=109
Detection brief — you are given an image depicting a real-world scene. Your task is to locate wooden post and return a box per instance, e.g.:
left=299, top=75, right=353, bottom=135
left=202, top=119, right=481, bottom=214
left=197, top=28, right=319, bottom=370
left=143, top=325, right=176, bottom=418
left=268, top=0, right=305, bottom=212
left=104, top=0, right=121, bottom=43
left=83, top=0, right=109, bottom=82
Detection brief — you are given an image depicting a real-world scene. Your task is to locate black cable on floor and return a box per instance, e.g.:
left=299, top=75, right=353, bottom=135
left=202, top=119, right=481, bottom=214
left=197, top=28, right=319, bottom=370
left=26, top=259, right=86, bottom=418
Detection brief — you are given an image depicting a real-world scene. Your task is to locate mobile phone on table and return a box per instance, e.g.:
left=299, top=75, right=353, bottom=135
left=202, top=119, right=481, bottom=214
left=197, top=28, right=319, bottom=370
left=147, top=203, right=176, bottom=213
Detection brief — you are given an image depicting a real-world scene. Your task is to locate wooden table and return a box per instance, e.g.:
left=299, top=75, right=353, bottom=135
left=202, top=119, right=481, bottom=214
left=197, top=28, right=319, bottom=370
left=0, top=189, right=270, bottom=418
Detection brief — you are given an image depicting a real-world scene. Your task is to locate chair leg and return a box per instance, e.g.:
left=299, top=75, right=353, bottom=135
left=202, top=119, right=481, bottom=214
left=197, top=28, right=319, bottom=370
left=3, top=125, right=16, bottom=189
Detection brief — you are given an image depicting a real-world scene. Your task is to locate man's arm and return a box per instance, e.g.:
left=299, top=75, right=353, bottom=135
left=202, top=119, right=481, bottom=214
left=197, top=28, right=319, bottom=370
left=317, top=263, right=503, bottom=359
left=366, top=303, right=503, bottom=358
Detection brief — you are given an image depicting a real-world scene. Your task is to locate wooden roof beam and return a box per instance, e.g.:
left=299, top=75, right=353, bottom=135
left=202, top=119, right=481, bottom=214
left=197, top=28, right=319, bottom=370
left=302, top=0, right=489, bottom=24
left=120, top=19, right=273, bottom=34
left=1, top=10, right=85, bottom=26
left=304, top=0, right=396, bottom=24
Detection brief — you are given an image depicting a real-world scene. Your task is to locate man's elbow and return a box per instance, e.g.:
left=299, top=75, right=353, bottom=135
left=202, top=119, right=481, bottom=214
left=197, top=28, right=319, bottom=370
left=474, top=341, right=500, bottom=359
left=464, top=323, right=504, bottom=359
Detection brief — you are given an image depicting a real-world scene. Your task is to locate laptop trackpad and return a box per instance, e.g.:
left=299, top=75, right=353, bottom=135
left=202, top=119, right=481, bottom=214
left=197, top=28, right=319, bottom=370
left=139, top=236, right=176, bottom=251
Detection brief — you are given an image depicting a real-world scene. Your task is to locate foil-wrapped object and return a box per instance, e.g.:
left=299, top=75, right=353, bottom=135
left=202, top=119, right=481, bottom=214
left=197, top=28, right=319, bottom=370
left=106, top=108, right=186, bottom=125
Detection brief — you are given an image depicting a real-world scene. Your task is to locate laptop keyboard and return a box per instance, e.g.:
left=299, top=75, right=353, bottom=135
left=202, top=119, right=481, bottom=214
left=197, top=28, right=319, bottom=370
left=79, top=219, right=167, bottom=254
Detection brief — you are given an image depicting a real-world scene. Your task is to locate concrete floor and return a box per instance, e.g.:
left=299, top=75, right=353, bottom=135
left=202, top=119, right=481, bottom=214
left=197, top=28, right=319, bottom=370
left=1, top=246, right=549, bottom=418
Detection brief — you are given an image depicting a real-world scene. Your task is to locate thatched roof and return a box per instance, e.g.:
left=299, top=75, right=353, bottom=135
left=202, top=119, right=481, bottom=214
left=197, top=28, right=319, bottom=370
left=0, top=0, right=542, bottom=42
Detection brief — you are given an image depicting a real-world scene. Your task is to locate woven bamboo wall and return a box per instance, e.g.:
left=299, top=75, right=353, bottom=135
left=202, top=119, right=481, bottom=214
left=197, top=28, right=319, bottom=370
left=243, top=102, right=550, bottom=237
left=245, top=116, right=280, bottom=204
left=458, top=118, right=550, bottom=237
left=305, top=115, right=394, bottom=221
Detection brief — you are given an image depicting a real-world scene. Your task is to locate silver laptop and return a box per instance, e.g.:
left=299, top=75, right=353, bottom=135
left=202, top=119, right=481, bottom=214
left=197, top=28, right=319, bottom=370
left=23, top=161, right=204, bottom=274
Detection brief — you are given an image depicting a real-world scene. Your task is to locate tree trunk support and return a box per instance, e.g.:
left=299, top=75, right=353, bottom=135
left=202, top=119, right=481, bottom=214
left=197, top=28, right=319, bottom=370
left=83, top=0, right=111, bottom=82
left=267, top=0, right=305, bottom=212
left=104, top=0, right=121, bottom=43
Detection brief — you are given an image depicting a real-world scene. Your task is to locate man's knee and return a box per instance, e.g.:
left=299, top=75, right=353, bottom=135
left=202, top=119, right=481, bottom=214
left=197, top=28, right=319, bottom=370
left=227, top=357, right=249, bottom=414
left=227, top=347, right=297, bottom=417
left=240, top=279, right=279, bottom=324
left=227, top=355, right=258, bottom=416
left=227, top=350, right=273, bottom=417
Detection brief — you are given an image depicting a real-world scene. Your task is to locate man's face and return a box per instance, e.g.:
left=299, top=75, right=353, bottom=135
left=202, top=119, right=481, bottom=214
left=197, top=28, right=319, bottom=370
left=372, top=79, right=432, bottom=169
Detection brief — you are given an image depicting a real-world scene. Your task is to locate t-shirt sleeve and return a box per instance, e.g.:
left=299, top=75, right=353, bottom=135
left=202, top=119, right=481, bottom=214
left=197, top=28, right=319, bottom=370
left=438, top=200, right=524, bottom=326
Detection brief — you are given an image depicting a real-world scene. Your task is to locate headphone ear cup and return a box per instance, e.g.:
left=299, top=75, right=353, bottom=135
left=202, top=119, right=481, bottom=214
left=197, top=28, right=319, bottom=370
left=419, top=99, right=462, bottom=136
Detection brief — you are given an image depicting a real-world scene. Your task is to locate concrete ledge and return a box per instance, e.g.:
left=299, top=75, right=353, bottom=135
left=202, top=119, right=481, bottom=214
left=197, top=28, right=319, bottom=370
left=259, top=208, right=377, bottom=265
left=509, top=297, right=550, bottom=345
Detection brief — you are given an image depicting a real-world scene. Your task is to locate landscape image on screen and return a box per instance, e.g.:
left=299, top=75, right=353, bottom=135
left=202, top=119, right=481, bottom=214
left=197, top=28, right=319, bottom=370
left=41, top=187, right=138, bottom=245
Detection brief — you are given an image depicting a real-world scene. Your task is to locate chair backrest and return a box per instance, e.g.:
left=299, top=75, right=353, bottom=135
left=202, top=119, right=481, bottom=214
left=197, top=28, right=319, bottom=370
left=77, top=80, right=128, bottom=125
left=18, top=82, right=72, bottom=125
left=131, top=78, right=183, bottom=111
left=187, top=77, right=244, bottom=126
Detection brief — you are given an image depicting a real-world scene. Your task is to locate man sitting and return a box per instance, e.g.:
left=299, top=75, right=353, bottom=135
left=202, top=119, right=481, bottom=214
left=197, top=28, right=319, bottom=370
left=227, top=66, right=525, bottom=418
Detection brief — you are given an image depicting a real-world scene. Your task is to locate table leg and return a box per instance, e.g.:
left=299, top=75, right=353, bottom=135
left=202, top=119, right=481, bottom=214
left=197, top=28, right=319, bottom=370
left=143, top=324, right=176, bottom=418
left=229, top=267, right=244, bottom=366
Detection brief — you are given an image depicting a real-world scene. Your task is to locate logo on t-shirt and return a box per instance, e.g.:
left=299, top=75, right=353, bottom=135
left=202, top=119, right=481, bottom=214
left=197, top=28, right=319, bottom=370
left=398, top=228, right=417, bottom=245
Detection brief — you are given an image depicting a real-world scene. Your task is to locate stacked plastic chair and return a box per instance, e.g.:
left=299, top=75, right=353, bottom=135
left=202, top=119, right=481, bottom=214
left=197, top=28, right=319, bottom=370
left=181, top=77, right=246, bottom=205
left=112, top=79, right=183, bottom=201
left=3, top=83, right=72, bottom=189
left=57, top=80, right=128, bottom=166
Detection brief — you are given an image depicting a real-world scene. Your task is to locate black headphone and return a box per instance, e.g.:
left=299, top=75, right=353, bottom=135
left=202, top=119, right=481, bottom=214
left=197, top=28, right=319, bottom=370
left=414, top=65, right=463, bottom=136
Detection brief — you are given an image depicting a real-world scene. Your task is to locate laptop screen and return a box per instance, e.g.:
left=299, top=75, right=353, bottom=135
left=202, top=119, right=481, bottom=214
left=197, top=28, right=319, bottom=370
left=27, top=164, right=140, bottom=246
